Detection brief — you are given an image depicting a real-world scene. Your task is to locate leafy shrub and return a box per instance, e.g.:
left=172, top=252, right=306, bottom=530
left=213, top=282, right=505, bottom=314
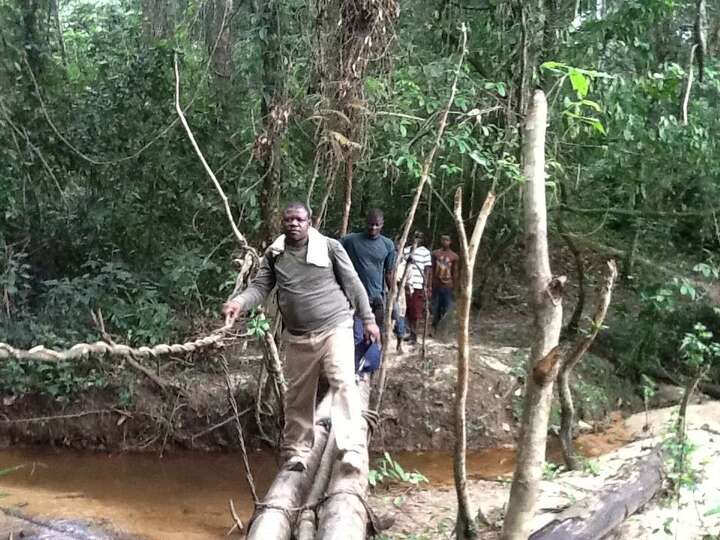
left=368, top=452, right=428, bottom=488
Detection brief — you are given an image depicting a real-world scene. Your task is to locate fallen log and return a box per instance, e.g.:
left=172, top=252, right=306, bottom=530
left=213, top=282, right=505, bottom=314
left=315, top=378, right=372, bottom=540
left=295, top=429, right=337, bottom=540
left=529, top=448, right=664, bottom=540
left=246, top=395, right=332, bottom=540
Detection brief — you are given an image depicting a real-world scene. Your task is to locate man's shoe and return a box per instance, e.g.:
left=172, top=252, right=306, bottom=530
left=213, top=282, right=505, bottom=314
left=340, top=450, right=364, bottom=474
left=285, top=455, right=307, bottom=472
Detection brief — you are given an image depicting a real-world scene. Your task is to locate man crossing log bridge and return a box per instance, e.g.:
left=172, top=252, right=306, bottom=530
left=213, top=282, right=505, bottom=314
left=223, top=202, right=380, bottom=474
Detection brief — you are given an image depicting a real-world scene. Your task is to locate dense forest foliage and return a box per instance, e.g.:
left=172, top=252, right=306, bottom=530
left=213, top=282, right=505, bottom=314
left=2, top=0, right=720, bottom=392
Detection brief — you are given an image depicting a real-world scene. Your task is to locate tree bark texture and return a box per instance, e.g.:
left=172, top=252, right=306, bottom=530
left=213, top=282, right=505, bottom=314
left=21, top=0, right=41, bottom=76
left=141, top=0, right=174, bottom=41
left=502, top=90, right=563, bottom=540
left=255, top=0, right=288, bottom=243
left=529, top=449, right=663, bottom=539
left=316, top=379, right=372, bottom=540
left=340, top=156, right=353, bottom=236
left=452, top=189, right=496, bottom=539
left=246, top=395, right=332, bottom=540
left=558, top=178, right=584, bottom=338
left=51, top=0, right=68, bottom=69
left=558, top=261, right=617, bottom=470
left=205, top=0, right=233, bottom=104
left=515, top=0, right=546, bottom=118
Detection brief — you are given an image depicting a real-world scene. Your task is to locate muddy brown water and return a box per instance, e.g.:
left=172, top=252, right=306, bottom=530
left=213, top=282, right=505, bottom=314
left=0, top=420, right=630, bottom=539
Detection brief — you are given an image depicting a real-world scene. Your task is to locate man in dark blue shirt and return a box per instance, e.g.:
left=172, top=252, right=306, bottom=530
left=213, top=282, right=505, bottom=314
left=341, top=209, right=396, bottom=373
left=341, top=209, right=396, bottom=323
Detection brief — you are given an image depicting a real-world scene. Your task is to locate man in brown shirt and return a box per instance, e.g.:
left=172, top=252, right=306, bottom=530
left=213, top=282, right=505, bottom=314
left=430, top=234, right=459, bottom=330
left=223, top=202, right=379, bottom=473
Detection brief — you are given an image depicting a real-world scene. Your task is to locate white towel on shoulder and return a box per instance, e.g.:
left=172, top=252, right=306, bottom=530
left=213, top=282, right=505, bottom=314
left=267, top=227, right=330, bottom=267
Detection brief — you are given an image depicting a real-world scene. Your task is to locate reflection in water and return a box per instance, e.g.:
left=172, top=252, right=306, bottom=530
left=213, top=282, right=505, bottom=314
left=0, top=418, right=629, bottom=539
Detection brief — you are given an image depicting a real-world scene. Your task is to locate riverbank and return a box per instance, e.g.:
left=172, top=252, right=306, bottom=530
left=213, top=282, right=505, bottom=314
left=371, top=401, right=720, bottom=540
left=0, top=307, right=640, bottom=454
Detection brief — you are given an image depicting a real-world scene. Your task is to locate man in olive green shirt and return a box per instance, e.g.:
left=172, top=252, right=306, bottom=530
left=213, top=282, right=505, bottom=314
left=223, top=202, right=379, bottom=473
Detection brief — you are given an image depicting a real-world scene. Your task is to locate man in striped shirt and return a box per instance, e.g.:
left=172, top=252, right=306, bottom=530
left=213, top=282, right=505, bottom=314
left=402, top=231, right=432, bottom=343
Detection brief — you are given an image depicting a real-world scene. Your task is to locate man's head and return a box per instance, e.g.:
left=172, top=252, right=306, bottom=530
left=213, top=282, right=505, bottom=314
left=413, top=230, right=425, bottom=246
left=441, top=234, right=452, bottom=249
left=366, top=209, right=384, bottom=239
left=282, top=202, right=312, bottom=244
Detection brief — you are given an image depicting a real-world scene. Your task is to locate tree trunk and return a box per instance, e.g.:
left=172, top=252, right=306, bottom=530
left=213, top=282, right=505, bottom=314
left=557, top=368, right=579, bottom=469
left=623, top=219, right=641, bottom=280
left=205, top=0, right=233, bottom=106
left=255, top=0, right=286, bottom=243
left=515, top=0, right=546, bottom=118
left=51, top=0, right=67, bottom=69
left=558, top=261, right=617, bottom=470
left=315, top=379, right=372, bottom=540
left=246, top=395, right=332, bottom=540
left=558, top=178, right=584, bottom=338
left=340, top=156, right=353, bottom=236
left=502, top=90, right=563, bottom=540
left=21, top=0, right=41, bottom=77
left=452, top=189, right=496, bottom=539
left=529, top=449, right=663, bottom=539
left=141, top=0, right=174, bottom=41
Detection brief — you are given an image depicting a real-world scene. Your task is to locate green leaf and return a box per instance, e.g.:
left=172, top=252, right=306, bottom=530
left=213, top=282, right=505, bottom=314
left=468, top=150, right=490, bottom=169
left=581, top=99, right=602, bottom=112
left=540, top=60, right=566, bottom=71
left=592, top=120, right=607, bottom=135
left=569, top=70, right=590, bottom=98
left=0, top=465, right=23, bottom=477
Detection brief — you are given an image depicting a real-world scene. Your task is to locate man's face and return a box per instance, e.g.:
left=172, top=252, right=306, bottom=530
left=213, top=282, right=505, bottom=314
left=441, top=236, right=451, bottom=249
left=282, top=207, right=310, bottom=243
left=367, top=217, right=384, bottom=239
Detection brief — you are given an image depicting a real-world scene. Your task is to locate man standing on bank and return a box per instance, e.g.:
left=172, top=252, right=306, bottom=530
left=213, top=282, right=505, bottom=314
left=431, top=234, right=459, bottom=330
left=402, top=231, right=432, bottom=343
left=223, top=202, right=380, bottom=474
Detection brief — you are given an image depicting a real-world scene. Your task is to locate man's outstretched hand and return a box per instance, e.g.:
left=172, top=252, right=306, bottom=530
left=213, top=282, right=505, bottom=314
left=364, top=321, right=381, bottom=344
left=222, top=299, right=243, bottom=327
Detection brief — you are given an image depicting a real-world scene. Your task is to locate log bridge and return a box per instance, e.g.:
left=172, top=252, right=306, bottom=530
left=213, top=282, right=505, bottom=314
left=246, top=378, right=375, bottom=540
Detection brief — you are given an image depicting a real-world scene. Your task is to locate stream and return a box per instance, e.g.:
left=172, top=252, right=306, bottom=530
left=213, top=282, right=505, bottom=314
left=0, top=447, right=521, bottom=539
left=0, top=424, right=628, bottom=539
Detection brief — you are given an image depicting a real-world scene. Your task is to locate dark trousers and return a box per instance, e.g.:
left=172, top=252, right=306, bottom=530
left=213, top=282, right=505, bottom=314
left=432, top=287, right=453, bottom=328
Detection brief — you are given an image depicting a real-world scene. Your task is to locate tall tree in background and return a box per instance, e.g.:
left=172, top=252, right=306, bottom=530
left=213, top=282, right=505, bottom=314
left=310, top=0, right=398, bottom=231
left=254, top=0, right=289, bottom=242
left=205, top=0, right=234, bottom=107
left=141, top=0, right=174, bottom=41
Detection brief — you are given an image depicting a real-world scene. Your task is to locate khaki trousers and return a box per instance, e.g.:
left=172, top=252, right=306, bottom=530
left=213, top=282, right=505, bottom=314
left=282, top=320, right=364, bottom=459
